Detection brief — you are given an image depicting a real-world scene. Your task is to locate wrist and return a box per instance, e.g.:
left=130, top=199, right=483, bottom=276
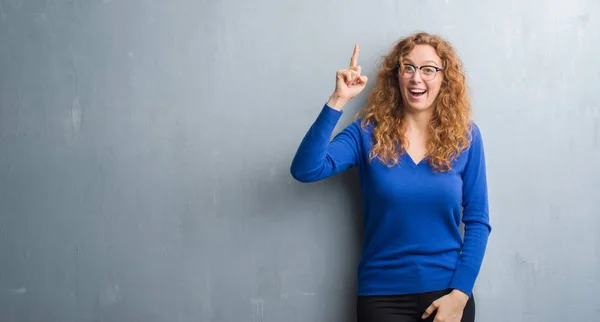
left=450, top=289, right=469, bottom=303
left=327, top=95, right=348, bottom=111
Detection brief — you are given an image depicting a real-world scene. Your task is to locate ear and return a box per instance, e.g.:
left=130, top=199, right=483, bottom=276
left=441, top=75, right=449, bottom=89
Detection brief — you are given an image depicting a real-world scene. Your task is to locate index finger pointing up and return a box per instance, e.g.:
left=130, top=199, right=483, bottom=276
left=350, top=44, right=359, bottom=67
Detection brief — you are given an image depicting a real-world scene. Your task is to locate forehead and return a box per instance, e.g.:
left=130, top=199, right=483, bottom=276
left=402, top=45, right=442, bottom=66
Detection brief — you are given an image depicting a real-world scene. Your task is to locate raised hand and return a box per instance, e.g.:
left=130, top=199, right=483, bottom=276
left=327, top=44, right=368, bottom=110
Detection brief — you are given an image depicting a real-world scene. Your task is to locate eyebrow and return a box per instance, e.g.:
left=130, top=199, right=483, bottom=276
left=402, top=59, right=440, bottom=66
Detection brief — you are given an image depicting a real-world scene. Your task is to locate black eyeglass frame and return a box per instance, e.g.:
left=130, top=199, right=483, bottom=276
left=396, top=63, right=443, bottom=80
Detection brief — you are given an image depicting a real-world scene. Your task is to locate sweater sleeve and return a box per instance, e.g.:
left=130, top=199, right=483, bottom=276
left=449, top=123, right=492, bottom=296
left=290, top=103, right=362, bottom=182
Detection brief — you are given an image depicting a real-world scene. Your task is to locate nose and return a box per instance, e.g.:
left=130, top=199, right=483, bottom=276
left=409, top=70, right=423, bottom=83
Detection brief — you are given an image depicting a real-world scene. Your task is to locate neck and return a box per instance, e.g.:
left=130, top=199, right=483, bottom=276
left=402, top=108, right=433, bottom=134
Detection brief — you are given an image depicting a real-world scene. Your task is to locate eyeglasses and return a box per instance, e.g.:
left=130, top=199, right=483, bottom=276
left=396, top=64, right=443, bottom=81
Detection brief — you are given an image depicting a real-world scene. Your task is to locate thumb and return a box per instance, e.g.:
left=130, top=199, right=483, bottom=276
left=421, top=300, right=439, bottom=319
left=357, top=75, right=368, bottom=85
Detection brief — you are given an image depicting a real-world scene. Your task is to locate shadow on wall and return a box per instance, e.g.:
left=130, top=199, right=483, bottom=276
left=245, top=158, right=364, bottom=320
left=331, top=167, right=365, bottom=321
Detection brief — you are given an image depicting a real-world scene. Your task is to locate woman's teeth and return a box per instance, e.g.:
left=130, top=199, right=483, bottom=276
left=409, top=89, right=426, bottom=97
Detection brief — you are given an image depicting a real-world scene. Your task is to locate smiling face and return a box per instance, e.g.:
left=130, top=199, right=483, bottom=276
left=398, top=45, right=444, bottom=113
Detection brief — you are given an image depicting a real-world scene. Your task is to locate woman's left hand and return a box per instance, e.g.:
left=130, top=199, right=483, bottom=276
left=421, top=289, right=469, bottom=322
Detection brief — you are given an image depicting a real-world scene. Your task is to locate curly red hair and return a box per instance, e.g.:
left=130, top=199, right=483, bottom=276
left=357, top=32, right=472, bottom=172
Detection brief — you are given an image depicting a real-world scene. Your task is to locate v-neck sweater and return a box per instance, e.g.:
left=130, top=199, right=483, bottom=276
left=290, top=103, right=491, bottom=297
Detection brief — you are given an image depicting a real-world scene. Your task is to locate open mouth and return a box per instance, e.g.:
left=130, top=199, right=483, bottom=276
left=409, top=89, right=426, bottom=98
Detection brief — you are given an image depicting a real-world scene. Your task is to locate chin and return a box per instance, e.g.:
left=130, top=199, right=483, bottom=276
left=401, top=91, right=436, bottom=112
left=404, top=101, right=434, bottom=112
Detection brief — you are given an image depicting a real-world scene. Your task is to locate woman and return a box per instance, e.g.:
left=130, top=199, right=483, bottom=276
left=290, top=32, right=491, bottom=322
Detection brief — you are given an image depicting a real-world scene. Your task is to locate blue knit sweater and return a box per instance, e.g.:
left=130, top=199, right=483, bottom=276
left=290, top=103, right=491, bottom=296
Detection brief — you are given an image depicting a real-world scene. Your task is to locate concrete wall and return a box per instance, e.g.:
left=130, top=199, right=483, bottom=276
left=0, top=0, right=598, bottom=321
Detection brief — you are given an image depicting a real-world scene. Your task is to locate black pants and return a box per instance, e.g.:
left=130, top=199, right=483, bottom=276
left=357, top=289, right=475, bottom=322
